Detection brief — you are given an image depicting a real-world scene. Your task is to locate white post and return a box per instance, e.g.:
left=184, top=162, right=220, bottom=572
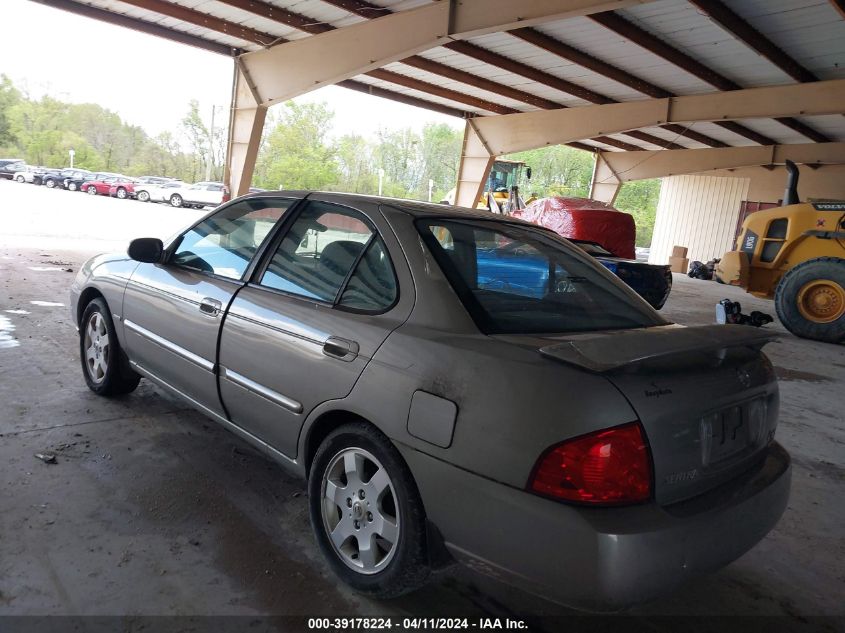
left=69, top=149, right=75, bottom=169
left=428, top=179, right=434, bottom=202
left=378, top=168, right=385, bottom=196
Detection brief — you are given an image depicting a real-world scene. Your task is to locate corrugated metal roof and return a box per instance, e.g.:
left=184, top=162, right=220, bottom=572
left=43, top=0, right=845, bottom=153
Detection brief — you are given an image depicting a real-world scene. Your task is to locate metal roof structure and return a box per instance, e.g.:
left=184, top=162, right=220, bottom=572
left=33, top=0, right=845, bottom=201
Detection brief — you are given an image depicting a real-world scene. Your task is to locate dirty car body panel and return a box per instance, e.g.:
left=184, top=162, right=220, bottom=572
left=70, top=191, right=790, bottom=610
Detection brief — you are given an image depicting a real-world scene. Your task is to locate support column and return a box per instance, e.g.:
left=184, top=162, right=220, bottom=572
left=589, top=151, right=621, bottom=204
left=224, top=60, right=267, bottom=197
left=454, top=119, right=494, bottom=208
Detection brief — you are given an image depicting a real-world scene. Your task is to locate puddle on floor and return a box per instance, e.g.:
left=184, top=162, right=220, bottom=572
left=30, top=300, right=65, bottom=307
left=0, top=315, right=19, bottom=349
left=4, top=309, right=30, bottom=315
left=27, top=266, right=64, bottom=272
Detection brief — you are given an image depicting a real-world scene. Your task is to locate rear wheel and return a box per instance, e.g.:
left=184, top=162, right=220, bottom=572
left=87, top=186, right=97, bottom=195
left=15, top=175, right=24, bottom=183
left=79, top=298, right=141, bottom=396
left=137, top=190, right=150, bottom=202
left=45, top=179, right=56, bottom=189
left=775, top=257, right=845, bottom=343
left=68, top=182, right=78, bottom=191
left=116, top=187, right=127, bottom=199
left=170, top=194, right=183, bottom=208
left=308, top=423, right=430, bottom=598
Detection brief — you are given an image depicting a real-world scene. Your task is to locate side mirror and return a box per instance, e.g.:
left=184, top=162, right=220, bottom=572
left=128, top=237, right=164, bottom=263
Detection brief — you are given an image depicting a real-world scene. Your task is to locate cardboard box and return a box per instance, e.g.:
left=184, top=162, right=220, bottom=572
left=669, top=256, right=689, bottom=274
left=671, top=245, right=688, bottom=258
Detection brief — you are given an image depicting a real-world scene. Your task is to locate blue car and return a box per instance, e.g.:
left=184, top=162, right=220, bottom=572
left=475, top=239, right=672, bottom=310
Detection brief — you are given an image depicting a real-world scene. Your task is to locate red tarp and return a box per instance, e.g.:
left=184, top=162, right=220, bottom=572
left=512, top=197, right=636, bottom=259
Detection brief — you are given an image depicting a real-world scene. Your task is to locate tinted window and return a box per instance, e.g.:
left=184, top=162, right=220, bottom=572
left=261, top=201, right=373, bottom=302
left=171, top=198, right=293, bottom=279
left=338, top=238, right=397, bottom=311
left=419, top=219, right=664, bottom=335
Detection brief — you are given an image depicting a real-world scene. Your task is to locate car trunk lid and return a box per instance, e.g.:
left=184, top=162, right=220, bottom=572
left=505, top=325, right=780, bottom=505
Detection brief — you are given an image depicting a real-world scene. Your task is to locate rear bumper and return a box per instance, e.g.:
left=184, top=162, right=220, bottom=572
left=401, top=442, right=790, bottom=611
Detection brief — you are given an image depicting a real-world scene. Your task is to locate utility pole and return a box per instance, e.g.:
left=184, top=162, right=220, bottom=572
left=378, top=168, right=385, bottom=196
left=206, top=105, right=219, bottom=181
left=428, top=179, right=434, bottom=202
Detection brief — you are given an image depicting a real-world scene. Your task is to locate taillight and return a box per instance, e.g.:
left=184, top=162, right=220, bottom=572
left=529, top=422, right=651, bottom=505
left=222, top=185, right=231, bottom=202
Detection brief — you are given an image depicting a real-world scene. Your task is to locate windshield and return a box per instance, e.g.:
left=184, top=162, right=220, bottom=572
left=418, top=219, right=665, bottom=335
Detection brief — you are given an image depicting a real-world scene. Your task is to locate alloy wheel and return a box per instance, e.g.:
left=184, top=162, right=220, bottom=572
left=321, top=447, right=399, bottom=575
left=83, top=312, right=110, bottom=384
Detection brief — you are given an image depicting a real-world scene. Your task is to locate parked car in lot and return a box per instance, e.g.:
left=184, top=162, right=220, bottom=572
left=165, top=181, right=228, bottom=208
left=62, top=169, right=94, bottom=191
left=12, top=165, right=45, bottom=183
left=81, top=174, right=127, bottom=196
left=134, top=180, right=183, bottom=203
left=0, top=158, right=25, bottom=180
left=108, top=179, right=138, bottom=199
left=109, top=176, right=176, bottom=200
left=71, top=192, right=790, bottom=610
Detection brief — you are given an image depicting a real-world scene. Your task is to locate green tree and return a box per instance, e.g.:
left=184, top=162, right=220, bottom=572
left=254, top=101, right=340, bottom=190
left=614, top=179, right=662, bottom=247
left=0, top=74, right=22, bottom=151
left=504, top=145, right=595, bottom=199
left=417, top=123, right=462, bottom=201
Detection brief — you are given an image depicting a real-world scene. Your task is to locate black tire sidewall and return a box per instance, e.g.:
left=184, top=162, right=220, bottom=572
left=308, top=423, right=429, bottom=597
left=775, top=257, right=845, bottom=343
left=79, top=298, right=138, bottom=395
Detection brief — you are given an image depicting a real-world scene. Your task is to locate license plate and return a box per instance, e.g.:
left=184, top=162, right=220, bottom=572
left=700, top=400, right=759, bottom=466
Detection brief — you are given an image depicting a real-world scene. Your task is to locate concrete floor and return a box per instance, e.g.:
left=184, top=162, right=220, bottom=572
left=1, top=180, right=843, bottom=627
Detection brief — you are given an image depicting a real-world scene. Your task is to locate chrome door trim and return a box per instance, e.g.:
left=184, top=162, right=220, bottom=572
left=130, top=361, right=298, bottom=468
left=220, top=366, right=303, bottom=414
left=124, top=318, right=215, bottom=372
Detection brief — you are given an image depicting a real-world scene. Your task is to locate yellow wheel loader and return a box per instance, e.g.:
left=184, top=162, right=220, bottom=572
left=716, top=160, right=845, bottom=343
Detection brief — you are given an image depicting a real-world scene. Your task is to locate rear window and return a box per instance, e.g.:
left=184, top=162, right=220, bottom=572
left=418, top=219, right=665, bottom=335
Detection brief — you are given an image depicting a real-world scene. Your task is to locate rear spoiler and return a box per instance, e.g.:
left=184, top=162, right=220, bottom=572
left=539, top=324, right=777, bottom=373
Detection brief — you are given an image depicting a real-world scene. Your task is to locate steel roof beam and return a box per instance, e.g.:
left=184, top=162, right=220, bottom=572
left=590, top=10, right=832, bottom=143
left=470, top=79, right=845, bottom=155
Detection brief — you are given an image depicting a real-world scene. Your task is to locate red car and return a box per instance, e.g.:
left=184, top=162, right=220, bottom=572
left=81, top=174, right=126, bottom=196
left=108, top=180, right=137, bottom=199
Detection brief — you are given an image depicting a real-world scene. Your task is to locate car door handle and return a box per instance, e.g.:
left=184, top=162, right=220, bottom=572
left=199, top=297, right=222, bottom=316
left=323, top=336, right=359, bottom=362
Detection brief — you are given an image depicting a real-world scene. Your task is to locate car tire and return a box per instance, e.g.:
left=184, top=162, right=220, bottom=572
left=775, top=257, right=845, bottom=344
left=79, top=298, right=141, bottom=396
left=15, top=175, right=24, bottom=183
left=137, top=190, right=150, bottom=202
left=308, top=422, right=430, bottom=599
left=87, top=186, right=97, bottom=195
left=68, top=182, right=78, bottom=191
left=45, top=179, right=56, bottom=189
left=117, top=187, right=127, bottom=199
left=170, top=194, right=183, bottom=208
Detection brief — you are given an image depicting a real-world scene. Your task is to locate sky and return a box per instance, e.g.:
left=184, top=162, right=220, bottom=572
left=1, top=0, right=463, bottom=139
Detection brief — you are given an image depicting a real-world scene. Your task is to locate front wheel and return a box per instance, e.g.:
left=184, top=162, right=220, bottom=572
left=775, top=257, right=845, bottom=343
left=308, top=423, right=430, bottom=598
left=170, top=194, right=183, bottom=207
left=137, top=190, right=150, bottom=202
left=15, top=175, right=24, bottom=183
left=80, top=298, right=141, bottom=395
left=68, top=182, right=78, bottom=191
left=87, top=186, right=97, bottom=195
left=116, top=187, right=127, bottom=199
left=45, top=179, right=56, bottom=189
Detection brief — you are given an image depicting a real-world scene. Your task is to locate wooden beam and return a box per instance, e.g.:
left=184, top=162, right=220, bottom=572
left=592, top=137, right=645, bottom=151
left=688, top=0, right=818, bottom=83
left=365, top=69, right=518, bottom=115
left=337, top=81, right=471, bottom=118
left=590, top=11, right=831, bottom=143
left=27, top=0, right=238, bottom=55
left=116, top=0, right=277, bottom=46
left=832, top=0, right=845, bottom=20
left=214, top=0, right=333, bottom=34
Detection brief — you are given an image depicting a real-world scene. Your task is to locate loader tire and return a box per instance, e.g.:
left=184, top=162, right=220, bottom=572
left=775, top=257, right=845, bottom=344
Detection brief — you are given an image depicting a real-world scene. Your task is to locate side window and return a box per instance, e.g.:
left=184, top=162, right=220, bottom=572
left=171, top=198, right=294, bottom=279
left=208, top=184, right=223, bottom=191
left=261, top=201, right=374, bottom=302
left=338, top=238, right=397, bottom=311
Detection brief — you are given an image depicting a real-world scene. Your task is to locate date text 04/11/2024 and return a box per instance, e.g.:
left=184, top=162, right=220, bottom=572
left=307, top=618, right=528, bottom=630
